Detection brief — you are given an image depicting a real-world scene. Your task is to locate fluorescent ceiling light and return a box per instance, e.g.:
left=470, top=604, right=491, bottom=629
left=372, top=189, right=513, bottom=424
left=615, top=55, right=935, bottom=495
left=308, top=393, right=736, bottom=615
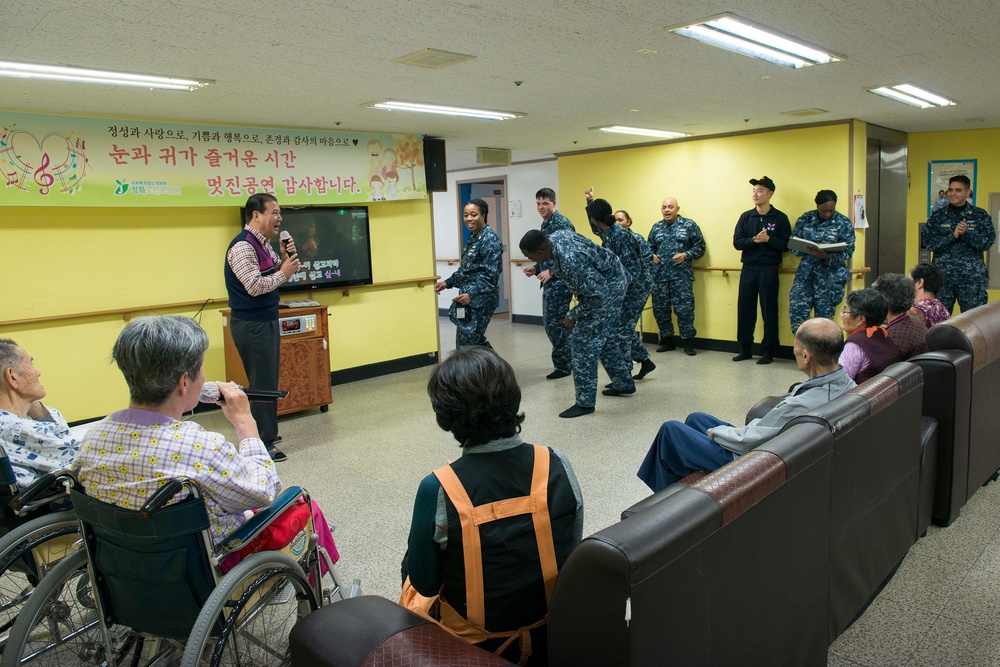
left=364, top=100, right=523, bottom=120
left=0, top=60, right=211, bottom=91
left=868, top=84, right=955, bottom=108
left=595, top=125, right=688, bottom=139
left=667, top=14, right=843, bottom=68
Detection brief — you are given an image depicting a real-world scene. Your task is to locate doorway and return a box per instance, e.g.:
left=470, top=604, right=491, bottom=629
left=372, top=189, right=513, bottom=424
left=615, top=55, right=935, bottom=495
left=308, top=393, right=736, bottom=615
left=457, top=179, right=510, bottom=316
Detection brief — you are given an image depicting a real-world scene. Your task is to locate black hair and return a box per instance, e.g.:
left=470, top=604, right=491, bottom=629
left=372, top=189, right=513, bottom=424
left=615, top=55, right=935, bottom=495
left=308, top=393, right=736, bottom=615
left=519, top=229, right=548, bottom=253
left=586, top=198, right=613, bottom=224
left=910, top=262, right=944, bottom=295
left=244, top=192, right=277, bottom=224
left=949, top=175, right=971, bottom=189
left=846, top=289, right=889, bottom=327
left=815, top=190, right=838, bottom=206
left=535, top=188, right=556, bottom=202
left=872, top=272, right=916, bottom=314
left=466, top=198, right=489, bottom=223
left=427, top=347, right=525, bottom=447
left=616, top=210, right=633, bottom=224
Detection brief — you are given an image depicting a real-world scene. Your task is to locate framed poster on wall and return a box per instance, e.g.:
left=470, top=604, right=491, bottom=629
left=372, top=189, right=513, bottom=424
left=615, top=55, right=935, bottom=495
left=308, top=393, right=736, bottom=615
left=927, top=159, right=977, bottom=216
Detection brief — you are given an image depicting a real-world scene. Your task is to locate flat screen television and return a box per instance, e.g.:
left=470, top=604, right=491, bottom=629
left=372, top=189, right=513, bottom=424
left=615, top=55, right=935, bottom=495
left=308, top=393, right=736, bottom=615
left=239, top=205, right=374, bottom=292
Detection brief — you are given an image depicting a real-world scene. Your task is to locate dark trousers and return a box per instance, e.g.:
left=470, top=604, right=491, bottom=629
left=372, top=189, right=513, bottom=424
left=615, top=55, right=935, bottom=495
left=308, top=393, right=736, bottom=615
left=737, top=265, right=780, bottom=351
left=636, top=412, right=738, bottom=492
left=230, top=317, right=280, bottom=444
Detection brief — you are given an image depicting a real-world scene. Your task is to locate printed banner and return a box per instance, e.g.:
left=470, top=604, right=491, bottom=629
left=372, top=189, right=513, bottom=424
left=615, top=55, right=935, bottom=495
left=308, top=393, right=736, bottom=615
left=0, top=111, right=426, bottom=206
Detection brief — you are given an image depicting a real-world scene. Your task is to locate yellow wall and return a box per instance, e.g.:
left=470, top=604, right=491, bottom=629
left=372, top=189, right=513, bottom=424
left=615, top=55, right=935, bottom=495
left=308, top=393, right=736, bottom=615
left=0, top=199, right=438, bottom=422
left=558, top=122, right=864, bottom=345
left=906, top=129, right=1000, bottom=303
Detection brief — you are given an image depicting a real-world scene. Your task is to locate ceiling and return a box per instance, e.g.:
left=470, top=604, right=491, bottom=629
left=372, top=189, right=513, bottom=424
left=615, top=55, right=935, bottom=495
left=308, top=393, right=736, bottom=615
left=4, top=0, right=999, bottom=171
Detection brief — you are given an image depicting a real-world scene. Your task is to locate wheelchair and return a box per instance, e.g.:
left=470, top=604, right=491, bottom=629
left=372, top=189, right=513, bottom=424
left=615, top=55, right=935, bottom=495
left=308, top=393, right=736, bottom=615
left=0, top=474, right=356, bottom=666
left=0, top=458, right=83, bottom=652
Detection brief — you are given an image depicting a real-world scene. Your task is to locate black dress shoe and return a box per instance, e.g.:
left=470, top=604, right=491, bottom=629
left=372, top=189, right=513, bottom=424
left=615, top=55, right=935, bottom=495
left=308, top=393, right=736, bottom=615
left=756, top=355, right=773, bottom=365
left=602, top=387, right=636, bottom=396
left=683, top=340, right=697, bottom=356
left=546, top=369, right=571, bottom=380
left=559, top=404, right=595, bottom=418
left=732, top=351, right=752, bottom=362
left=633, top=359, right=656, bottom=379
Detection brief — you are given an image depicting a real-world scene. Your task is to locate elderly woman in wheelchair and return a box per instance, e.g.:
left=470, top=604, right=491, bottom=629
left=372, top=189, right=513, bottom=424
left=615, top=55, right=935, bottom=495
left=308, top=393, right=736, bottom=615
left=0, top=315, right=351, bottom=666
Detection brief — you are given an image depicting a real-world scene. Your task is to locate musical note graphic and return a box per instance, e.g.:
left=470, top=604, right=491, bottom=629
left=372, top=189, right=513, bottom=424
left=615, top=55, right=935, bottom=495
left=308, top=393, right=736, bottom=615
left=33, top=153, right=54, bottom=195
left=0, top=124, right=89, bottom=196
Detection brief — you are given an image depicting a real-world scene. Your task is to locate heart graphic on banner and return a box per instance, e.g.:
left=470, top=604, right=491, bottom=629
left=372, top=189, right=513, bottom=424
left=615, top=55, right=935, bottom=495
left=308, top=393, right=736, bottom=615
left=353, top=139, right=358, bottom=146
left=5, top=129, right=88, bottom=195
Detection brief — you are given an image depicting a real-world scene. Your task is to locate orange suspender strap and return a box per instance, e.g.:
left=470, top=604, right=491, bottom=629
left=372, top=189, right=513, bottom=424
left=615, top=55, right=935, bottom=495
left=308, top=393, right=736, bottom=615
left=528, top=446, right=559, bottom=605
left=432, top=444, right=559, bottom=629
left=434, top=463, right=488, bottom=627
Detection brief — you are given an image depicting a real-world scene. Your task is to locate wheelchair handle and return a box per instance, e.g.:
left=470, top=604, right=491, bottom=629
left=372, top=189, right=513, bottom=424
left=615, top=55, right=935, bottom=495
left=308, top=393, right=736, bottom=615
left=141, top=478, right=186, bottom=518
left=10, top=472, right=56, bottom=512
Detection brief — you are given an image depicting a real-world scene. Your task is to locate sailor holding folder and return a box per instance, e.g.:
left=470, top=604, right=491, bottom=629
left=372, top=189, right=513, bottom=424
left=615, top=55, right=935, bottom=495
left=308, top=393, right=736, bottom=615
left=789, top=190, right=856, bottom=335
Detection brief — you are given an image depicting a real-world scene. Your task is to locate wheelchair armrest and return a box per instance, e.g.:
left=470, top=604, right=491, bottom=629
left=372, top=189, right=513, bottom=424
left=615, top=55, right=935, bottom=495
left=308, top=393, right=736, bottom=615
left=10, top=469, right=75, bottom=513
left=221, top=485, right=304, bottom=552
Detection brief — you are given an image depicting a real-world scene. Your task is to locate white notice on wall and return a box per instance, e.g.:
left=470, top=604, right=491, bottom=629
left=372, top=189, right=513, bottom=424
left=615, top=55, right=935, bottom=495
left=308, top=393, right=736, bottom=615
left=853, top=195, right=868, bottom=229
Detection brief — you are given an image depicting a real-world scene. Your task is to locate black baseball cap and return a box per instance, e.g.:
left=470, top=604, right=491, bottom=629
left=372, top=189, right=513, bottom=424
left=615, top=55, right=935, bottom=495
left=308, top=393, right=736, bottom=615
left=750, top=176, right=776, bottom=191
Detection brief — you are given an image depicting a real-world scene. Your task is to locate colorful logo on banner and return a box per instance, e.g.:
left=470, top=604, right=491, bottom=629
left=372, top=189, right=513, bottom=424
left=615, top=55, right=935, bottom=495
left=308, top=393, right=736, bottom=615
left=0, top=112, right=426, bottom=206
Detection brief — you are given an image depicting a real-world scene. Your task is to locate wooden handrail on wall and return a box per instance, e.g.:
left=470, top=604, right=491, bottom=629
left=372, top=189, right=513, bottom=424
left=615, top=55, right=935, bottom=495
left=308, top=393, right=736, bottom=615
left=1, top=276, right=440, bottom=327
left=509, top=258, right=872, bottom=279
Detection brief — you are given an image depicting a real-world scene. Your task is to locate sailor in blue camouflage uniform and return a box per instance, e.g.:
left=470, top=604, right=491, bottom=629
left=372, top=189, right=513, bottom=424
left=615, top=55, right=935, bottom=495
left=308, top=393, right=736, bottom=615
left=436, top=199, right=503, bottom=349
left=789, top=190, right=856, bottom=335
left=523, top=188, right=576, bottom=379
left=921, top=175, right=996, bottom=314
left=585, top=192, right=655, bottom=381
left=646, top=197, right=706, bottom=356
left=519, top=228, right=634, bottom=418
left=616, top=208, right=657, bottom=367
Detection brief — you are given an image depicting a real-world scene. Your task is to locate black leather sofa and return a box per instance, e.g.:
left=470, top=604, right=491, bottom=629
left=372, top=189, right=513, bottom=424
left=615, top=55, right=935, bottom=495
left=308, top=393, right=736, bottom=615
left=290, top=358, right=934, bottom=666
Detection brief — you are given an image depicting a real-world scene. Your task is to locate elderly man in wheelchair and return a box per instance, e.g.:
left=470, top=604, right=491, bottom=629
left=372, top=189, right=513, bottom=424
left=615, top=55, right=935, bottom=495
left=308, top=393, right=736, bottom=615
left=0, top=315, right=352, bottom=666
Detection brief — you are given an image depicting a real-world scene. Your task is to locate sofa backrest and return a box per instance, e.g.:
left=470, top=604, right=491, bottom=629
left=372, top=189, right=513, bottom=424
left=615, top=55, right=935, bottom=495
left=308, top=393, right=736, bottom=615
left=926, top=302, right=1000, bottom=497
left=785, top=361, right=924, bottom=641
left=548, top=422, right=834, bottom=667
left=908, top=350, right=973, bottom=525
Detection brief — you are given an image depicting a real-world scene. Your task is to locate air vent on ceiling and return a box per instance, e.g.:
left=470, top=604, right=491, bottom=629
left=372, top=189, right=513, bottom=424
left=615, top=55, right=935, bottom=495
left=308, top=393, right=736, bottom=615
left=392, top=49, right=476, bottom=69
left=780, top=108, right=829, bottom=117
left=477, top=147, right=512, bottom=165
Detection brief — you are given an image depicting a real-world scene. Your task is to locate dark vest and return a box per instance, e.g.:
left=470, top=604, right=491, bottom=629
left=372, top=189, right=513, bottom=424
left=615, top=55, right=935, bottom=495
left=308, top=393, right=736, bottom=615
left=847, top=327, right=901, bottom=383
left=440, top=444, right=578, bottom=632
left=224, top=229, right=281, bottom=322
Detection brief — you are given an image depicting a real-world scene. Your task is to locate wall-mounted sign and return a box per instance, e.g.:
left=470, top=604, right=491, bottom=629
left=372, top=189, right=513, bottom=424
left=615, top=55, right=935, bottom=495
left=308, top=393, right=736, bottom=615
left=0, top=111, right=426, bottom=206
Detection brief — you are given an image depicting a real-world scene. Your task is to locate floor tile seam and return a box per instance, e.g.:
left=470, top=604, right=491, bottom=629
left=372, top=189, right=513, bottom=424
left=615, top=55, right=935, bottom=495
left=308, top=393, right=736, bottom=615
left=934, top=603, right=1000, bottom=632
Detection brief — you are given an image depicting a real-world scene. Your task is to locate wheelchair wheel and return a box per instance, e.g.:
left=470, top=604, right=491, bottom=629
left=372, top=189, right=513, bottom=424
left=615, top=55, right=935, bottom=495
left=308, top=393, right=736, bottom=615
left=180, top=551, right=318, bottom=667
left=0, top=512, right=79, bottom=653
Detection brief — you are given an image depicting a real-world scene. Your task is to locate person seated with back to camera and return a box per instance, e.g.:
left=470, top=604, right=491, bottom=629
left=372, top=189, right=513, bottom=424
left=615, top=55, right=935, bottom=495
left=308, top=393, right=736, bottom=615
left=0, top=339, right=80, bottom=488
left=637, top=318, right=854, bottom=493
left=402, top=346, right=583, bottom=666
left=908, top=262, right=950, bottom=328
left=72, top=315, right=339, bottom=572
left=838, top=288, right=902, bottom=383
left=873, top=272, right=929, bottom=360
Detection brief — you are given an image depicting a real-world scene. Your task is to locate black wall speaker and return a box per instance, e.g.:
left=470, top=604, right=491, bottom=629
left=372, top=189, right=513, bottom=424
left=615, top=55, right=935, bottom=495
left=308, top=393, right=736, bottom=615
left=424, top=137, right=447, bottom=192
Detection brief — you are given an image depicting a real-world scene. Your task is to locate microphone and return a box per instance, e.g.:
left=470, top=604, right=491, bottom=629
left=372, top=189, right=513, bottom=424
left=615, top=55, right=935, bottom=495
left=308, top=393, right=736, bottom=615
left=199, top=382, right=288, bottom=404
left=279, top=230, right=295, bottom=255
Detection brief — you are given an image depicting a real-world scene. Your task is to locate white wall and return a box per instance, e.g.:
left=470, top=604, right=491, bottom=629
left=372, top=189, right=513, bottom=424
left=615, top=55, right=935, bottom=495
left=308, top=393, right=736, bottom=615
left=431, top=160, right=559, bottom=317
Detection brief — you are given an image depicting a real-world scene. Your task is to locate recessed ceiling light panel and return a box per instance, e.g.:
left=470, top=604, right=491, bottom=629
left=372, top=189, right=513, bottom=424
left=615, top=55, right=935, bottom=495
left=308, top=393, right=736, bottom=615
left=667, top=13, right=843, bottom=68
left=0, top=60, right=211, bottom=90
left=364, top=100, right=523, bottom=120
left=868, top=84, right=955, bottom=108
left=594, top=125, right=688, bottom=139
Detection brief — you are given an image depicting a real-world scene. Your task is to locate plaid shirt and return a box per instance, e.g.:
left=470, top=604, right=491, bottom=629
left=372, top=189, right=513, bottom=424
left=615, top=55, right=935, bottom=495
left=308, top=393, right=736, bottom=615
left=226, top=226, right=286, bottom=297
left=74, top=409, right=281, bottom=544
